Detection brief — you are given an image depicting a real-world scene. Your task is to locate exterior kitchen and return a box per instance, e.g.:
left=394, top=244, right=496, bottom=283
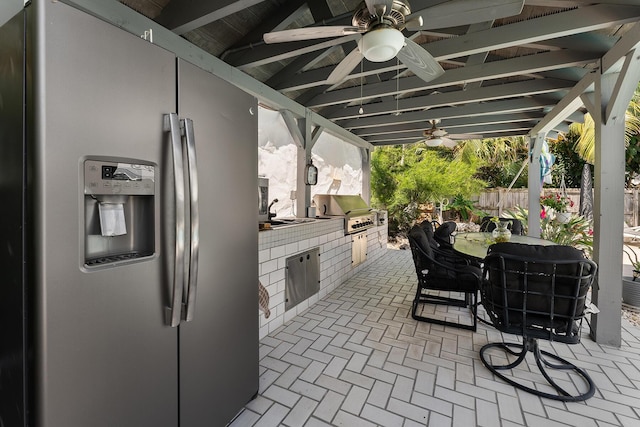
left=257, top=107, right=388, bottom=338
left=4, top=1, right=640, bottom=426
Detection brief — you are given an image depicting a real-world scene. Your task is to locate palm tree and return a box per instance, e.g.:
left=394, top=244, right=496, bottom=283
left=454, top=136, right=528, bottom=164
left=454, top=136, right=530, bottom=187
left=571, top=85, right=640, bottom=165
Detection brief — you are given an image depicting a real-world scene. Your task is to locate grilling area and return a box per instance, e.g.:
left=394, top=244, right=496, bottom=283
left=313, top=194, right=377, bottom=234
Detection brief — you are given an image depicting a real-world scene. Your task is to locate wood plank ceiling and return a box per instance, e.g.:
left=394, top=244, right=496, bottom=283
left=118, top=0, right=640, bottom=146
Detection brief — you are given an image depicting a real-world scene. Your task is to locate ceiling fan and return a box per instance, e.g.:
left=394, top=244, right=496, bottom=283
left=263, top=0, right=524, bottom=85
left=420, top=120, right=481, bottom=148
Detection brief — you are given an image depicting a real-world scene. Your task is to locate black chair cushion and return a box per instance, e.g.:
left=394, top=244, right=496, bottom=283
left=419, top=221, right=439, bottom=249
left=487, top=242, right=585, bottom=261
left=409, top=225, right=433, bottom=270
left=434, top=221, right=456, bottom=248
left=454, top=264, right=483, bottom=291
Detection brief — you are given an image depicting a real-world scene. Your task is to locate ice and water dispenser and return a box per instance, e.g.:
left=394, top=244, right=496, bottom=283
left=83, top=159, right=155, bottom=267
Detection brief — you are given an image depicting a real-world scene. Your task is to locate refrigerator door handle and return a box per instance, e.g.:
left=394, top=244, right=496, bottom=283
left=164, top=113, right=186, bottom=327
left=183, top=118, right=199, bottom=322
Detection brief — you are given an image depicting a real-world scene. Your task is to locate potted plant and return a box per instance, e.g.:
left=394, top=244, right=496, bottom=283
left=540, top=193, right=574, bottom=223
left=623, top=245, right=640, bottom=307
left=624, top=245, right=640, bottom=279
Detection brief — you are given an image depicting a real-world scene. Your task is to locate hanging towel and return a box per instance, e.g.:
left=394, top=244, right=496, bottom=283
left=258, top=281, right=271, bottom=318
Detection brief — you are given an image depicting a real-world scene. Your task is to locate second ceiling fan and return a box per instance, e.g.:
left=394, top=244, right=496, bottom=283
left=420, top=120, right=481, bottom=148
left=263, top=0, right=524, bottom=85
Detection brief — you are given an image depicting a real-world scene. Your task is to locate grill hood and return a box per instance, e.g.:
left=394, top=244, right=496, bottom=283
left=313, top=194, right=371, bottom=218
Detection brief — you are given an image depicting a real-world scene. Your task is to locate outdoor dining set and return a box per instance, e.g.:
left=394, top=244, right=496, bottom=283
left=407, top=220, right=598, bottom=402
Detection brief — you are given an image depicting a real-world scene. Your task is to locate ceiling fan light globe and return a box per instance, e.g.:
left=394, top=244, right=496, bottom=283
left=426, top=138, right=443, bottom=147
left=359, top=27, right=404, bottom=62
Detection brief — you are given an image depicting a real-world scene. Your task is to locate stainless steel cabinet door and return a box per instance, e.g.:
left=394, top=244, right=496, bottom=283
left=33, top=2, right=178, bottom=426
left=176, top=59, right=259, bottom=427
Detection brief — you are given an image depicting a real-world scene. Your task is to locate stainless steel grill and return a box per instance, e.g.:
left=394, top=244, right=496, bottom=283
left=313, top=194, right=375, bottom=235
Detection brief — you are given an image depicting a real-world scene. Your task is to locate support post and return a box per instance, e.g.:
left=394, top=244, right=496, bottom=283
left=527, top=134, right=545, bottom=237
left=360, top=148, right=371, bottom=204
left=590, top=71, right=626, bottom=347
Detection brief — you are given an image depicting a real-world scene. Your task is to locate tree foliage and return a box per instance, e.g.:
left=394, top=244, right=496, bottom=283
left=568, top=84, right=640, bottom=187
left=547, top=130, right=586, bottom=188
left=455, top=137, right=529, bottom=187
left=371, top=144, right=485, bottom=233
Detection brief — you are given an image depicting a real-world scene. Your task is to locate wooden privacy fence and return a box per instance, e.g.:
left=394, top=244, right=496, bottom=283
left=474, top=188, right=640, bottom=227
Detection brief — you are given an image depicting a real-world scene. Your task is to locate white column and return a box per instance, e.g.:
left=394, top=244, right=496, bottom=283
left=360, top=148, right=371, bottom=204
left=590, top=72, right=626, bottom=347
left=527, top=134, right=545, bottom=237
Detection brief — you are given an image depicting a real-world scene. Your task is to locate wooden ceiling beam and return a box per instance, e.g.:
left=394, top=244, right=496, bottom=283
left=308, top=50, right=597, bottom=108
left=329, top=78, right=574, bottom=121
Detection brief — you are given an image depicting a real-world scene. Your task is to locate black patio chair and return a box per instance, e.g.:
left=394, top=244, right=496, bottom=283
left=480, top=216, right=524, bottom=235
left=408, top=224, right=481, bottom=331
left=480, top=242, right=597, bottom=401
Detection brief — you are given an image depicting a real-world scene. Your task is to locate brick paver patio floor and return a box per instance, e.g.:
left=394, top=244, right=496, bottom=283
left=231, top=248, right=640, bottom=427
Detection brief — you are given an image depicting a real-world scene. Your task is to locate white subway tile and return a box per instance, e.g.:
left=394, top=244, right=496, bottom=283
left=270, top=245, right=286, bottom=259
left=260, top=259, right=278, bottom=275
left=285, top=242, right=299, bottom=255
left=259, top=248, right=271, bottom=263
left=269, top=268, right=285, bottom=284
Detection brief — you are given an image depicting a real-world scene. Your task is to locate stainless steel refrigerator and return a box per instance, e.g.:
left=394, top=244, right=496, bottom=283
left=0, top=1, right=259, bottom=426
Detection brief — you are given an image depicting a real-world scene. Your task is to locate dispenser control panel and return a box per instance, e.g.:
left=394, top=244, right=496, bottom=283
left=84, top=159, right=155, bottom=196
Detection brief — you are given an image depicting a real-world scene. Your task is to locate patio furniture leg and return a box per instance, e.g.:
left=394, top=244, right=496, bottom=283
left=479, top=338, right=596, bottom=402
left=411, top=288, right=478, bottom=331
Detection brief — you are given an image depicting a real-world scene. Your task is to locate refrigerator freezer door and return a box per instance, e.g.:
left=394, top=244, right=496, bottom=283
left=33, top=2, right=178, bottom=426
left=176, top=60, right=259, bottom=426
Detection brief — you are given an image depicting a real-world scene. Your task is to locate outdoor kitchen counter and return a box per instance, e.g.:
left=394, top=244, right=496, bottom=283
left=257, top=216, right=388, bottom=339
left=259, top=216, right=331, bottom=232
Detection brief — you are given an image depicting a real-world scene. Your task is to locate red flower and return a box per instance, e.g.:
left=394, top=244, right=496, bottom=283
left=540, top=207, right=547, bottom=219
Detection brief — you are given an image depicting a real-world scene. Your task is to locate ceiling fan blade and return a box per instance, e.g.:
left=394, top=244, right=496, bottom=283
left=408, top=0, right=524, bottom=30
left=441, top=137, right=458, bottom=148
left=327, top=45, right=364, bottom=85
left=425, top=138, right=444, bottom=147
left=396, top=39, right=445, bottom=83
left=403, top=17, right=423, bottom=31
left=264, top=26, right=361, bottom=44
left=365, top=0, right=393, bottom=17
left=448, top=133, right=483, bottom=140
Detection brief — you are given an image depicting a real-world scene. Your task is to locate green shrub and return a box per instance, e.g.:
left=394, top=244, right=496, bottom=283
left=371, top=145, right=486, bottom=234
left=506, top=206, right=593, bottom=257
